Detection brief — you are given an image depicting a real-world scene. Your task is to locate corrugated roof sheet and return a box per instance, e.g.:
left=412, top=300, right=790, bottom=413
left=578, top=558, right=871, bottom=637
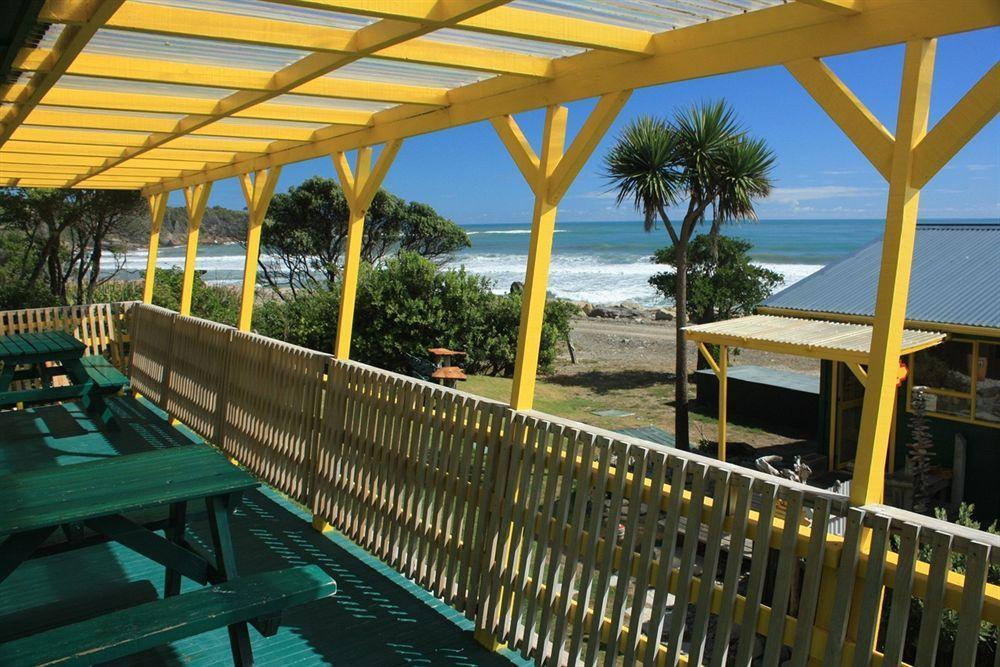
left=763, top=223, right=1000, bottom=330
left=685, top=314, right=946, bottom=362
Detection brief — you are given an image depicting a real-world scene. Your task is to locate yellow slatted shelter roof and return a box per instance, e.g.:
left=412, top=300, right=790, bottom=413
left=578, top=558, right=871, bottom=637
left=685, top=314, right=946, bottom=364
left=0, top=0, right=997, bottom=193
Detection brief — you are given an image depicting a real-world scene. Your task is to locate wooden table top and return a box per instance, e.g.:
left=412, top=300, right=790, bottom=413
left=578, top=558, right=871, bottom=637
left=0, top=445, right=258, bottom=537
left=0, top=331, right=85, bottom=362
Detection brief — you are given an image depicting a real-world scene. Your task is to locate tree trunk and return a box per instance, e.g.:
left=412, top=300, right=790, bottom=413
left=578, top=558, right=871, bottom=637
left=674, top=235, right=690, bottom=451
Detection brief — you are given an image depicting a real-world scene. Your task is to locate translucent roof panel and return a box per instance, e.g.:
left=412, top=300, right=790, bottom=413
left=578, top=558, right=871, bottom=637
left=510, top=0, right=783, bottom=32
left=83, top=29, right=307, bottom=72
left=36, top=22, right=65, bottom=49
left=331, top=59, right=491, bottom=89
left=53, top=75, right=233, bottom=100
left=32, top=105, right=187, bottom=120
left=133, top=0, right=376, bottom=30
left=426, top=29, right=585, bottom=59
left=269, top=94, right=392, bottom=113
left=211, top=117, right=327, bottom=131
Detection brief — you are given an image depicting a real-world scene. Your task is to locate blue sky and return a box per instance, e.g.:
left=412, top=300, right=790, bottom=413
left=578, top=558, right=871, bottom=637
left=182, top=28, right=999, bottom=225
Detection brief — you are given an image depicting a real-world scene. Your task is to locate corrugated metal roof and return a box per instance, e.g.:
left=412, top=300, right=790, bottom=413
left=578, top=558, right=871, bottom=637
left=685, top=314, right=945, bottom=362
left=763, top=224, right=1000, bottom=330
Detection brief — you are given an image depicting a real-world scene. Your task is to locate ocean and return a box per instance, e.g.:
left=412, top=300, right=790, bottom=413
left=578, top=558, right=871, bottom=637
left=110, top=218, right=992, bottom=307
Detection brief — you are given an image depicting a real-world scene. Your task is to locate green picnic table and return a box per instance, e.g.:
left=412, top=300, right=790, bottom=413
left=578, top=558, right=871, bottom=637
left=0, top=331, right=126, bottom=417
left=0, top=445, right=335, bottom=666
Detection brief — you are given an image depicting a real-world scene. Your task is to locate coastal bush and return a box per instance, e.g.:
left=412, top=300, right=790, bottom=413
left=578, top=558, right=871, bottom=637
left=650, top=234, right=782, bottom=324
left=93, top=268, right=240, bottom=326
left=255, top=252, right=574, bottom=376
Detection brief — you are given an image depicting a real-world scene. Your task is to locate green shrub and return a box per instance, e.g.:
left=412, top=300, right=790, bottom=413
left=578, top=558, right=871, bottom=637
left=255, top=252, right=576, bottom=376
left=93, top=269, right=240, bottom=326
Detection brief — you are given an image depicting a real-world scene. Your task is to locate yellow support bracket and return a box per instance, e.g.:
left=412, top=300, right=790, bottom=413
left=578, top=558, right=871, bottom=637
left=331, top=140, right=403, bottom=360
left=846, top=362, right=867, bottom=387
left=697, top=342, right=721, bottom=375
left=237, top=166, right=282, bottom=331
left=142, top=191, right=168, bottom=304
left=785, top=57, right=894, bottom=181
left=494, top=91, right=631, bottom=411
left=179, top=182, right=212, bottom=316
left=911, top=61, right=1000, bottom=188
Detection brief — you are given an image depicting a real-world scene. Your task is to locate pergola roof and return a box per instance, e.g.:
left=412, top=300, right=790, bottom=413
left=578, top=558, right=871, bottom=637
left=684, top=314, right=945, bottom=363
left=1, top=0, right=997, bottom=195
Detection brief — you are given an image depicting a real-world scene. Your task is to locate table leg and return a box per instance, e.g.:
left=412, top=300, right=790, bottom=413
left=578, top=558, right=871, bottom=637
left=0, top=527, right=57, bottom=585
left=164, top=501, right=187, bottom=597
left=0, top=362, right=15, bottom=393
left=206, top=493, right=253, bottom=666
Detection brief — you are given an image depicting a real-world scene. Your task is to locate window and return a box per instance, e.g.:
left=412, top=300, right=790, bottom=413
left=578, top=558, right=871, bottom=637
left=910, top=338, right=1000, bottom=427
left=977, top=342, right=1000, bottom=423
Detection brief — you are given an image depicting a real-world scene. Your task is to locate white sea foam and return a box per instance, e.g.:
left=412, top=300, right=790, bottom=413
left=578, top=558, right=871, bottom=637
left=107, top=247, right=822, bottom=307
left=466, top=229, right=565, bottom=235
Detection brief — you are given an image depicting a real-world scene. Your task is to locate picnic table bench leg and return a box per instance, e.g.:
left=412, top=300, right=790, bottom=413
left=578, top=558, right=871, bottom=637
left=206, top=493, right=254, bottom=666
left=0, top=362, right=15, bottom=393
left=0, top=527, right=57, bottom=586
left=165, top=501, right=187, bottom=597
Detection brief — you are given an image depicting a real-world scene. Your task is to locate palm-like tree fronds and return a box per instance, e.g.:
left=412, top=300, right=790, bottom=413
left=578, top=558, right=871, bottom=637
left=603, top=116, right=683, bottom=233
left=713, top=135, right=776, bottom=224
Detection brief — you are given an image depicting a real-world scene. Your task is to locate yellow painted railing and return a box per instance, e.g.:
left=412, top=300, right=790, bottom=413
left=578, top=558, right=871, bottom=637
left=121, top=304, right=998, bottom=666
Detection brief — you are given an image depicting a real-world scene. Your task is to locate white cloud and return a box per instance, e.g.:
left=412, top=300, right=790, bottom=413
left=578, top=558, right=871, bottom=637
left=966, top=163, right=995, bottom=171
left=767, top=185, right=882, bottom=206
left=580, top=190, right=618, bottom=200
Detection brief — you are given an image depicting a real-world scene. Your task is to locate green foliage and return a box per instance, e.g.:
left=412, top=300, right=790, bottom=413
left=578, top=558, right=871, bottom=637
left=896, top=502, right=999, bottom=664
left=649, top=234, right=781, bottom=323
left=255, top=252, right=575, bottom=376
left=261, top=176, right=469, bottom=294
left=93, top=269, right=240, bottom=326
left=0, top=231, right=57, bottom=309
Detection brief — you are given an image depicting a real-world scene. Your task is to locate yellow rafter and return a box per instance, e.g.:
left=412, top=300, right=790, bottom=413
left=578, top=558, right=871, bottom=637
left=15, top=50, right=452, bottom=106
left=63, top=0, right=510, bottom=188
left=143, top=192, right=169, bottom=302
left=0, top=1, right=124, bottom=149
left=269, top=1, right=655, bottom=54
left=45, top=2, right=555, bottom=79
left=25, top=89, right=375, bottom=126
left=142, top=0, right=1000, bottom=195
left=796, top=0, right=862, bottom=15
left=911, top=61, right=1000, bottom=188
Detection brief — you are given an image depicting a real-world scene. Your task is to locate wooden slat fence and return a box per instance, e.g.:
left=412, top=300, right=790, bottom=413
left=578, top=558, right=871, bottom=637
left=0, top=302, right=136, bottom=368
left=220, top=329, right=327, bottom=506
left=122, top=304, right=999, bottom=666
left=164, top=315, right=234, bottom=444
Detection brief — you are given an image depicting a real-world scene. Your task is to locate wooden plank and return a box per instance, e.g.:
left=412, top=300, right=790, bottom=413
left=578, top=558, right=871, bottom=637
left=735, top=480, right=779, bottom=665
left=707, top=473, right=753, bottom=667
left=953, top=540, right=990, bottom=666
left=822, top=508, right=865, bottom=666
left=0, top=565, right=336, bottom=667
left=915, top=530, right=954, bottom=664
left=852, top=513, right=891, bottom=666
left=788, top=497, right=833, bottom=666
left=881, top=521, right=920, bottom=665
left=0, top=446, right=257, bottom=536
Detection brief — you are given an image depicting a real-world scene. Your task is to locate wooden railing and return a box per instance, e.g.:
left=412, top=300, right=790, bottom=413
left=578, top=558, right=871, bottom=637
left=125, top=304, right=998, bottom=666
left=0, top=301, right=136, bottom=369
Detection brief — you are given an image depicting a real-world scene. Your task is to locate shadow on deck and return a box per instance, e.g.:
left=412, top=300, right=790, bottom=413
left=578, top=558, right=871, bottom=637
left=0, top=401, right=528, bottom=666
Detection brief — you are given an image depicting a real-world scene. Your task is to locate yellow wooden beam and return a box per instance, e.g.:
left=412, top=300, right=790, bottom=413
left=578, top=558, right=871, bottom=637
left=697, top=342, right=721, bottom=375
left=237, top=167, right=282, bottom=331
left=79, top=2, right=555, bottom=79
left=67, top=1, right=507, bottom=188
left=911, top=61, right=1000, bottom=188
left=15, top=50, right=451, bottom=106
left=489, top=115, right=540, bottom=190
left=506, top=105, right=567, bottom=411
left=2, top=140, right=128, bottom=158
left=142, top=0, right=1000, bottom=197
left=846, top=362, right=868, bottom=387
left=32, top=89, right=375, bottom=126
left=269, top=1, right=655, bottom=54
left=796, top=0, right=862, bottom=15
left=786, top=57, right=895, bottom=180
left=143, top=192, right=169, bottom=303
left=0, top=1, right=124, bottom=150
left=179, top=182, right=212, bottom=316
left=851, top=38, right=936, bottom=507
left=22, top=108, right=321, bottom=142
left=331, top=141, right=402, bottom=358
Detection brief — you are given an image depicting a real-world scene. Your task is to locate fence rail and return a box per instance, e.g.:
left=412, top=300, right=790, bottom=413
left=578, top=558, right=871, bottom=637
left=118, top=304, right=998, bottom=666
left=0, top=302, right=136, bottom=368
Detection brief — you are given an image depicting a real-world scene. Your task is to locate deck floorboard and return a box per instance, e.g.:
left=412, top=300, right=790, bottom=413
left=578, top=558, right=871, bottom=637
left=0, top=401, right=529, bottom=666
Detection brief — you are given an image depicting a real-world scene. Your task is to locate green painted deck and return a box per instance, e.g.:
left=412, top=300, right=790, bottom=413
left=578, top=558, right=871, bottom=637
left=0, top=399, right=530, bottom=666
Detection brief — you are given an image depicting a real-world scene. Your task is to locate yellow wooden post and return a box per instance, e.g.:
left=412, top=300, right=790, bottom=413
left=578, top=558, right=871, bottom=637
left=850, top=39, right=935, bottom=506
left=331, top=140, right=402, bottom=360
left=493, top=92, right=631, bottom=411
left=237, top=166, right=282, bottom=331
left=718, top=345, right=728, bottom=462
left=178, top=182, right=211, bottom=316
left=142, top=191, right=168, bottom=304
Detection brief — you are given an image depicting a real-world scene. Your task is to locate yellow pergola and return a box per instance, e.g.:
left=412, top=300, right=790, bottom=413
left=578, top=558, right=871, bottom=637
left=1, top=0, right=998, bottom=509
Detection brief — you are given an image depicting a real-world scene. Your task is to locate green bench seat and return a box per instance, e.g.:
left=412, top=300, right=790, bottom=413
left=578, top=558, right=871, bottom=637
left=79, top=355, right=128, bottom=393
left=0, top=565, right=336, bottom=667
